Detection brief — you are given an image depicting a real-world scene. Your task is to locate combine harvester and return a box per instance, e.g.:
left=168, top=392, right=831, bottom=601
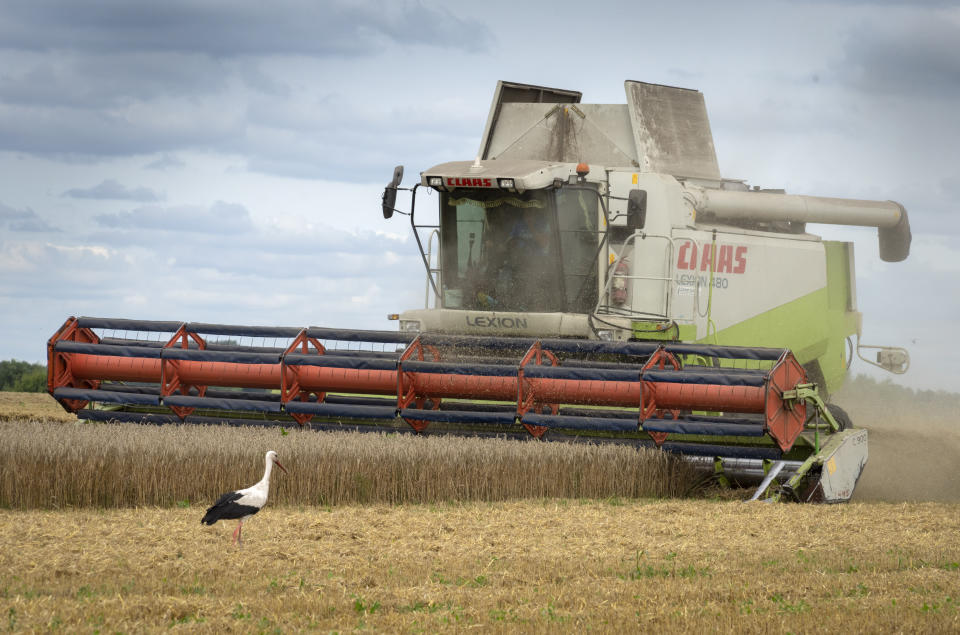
left=48, top=81, right=911, bottom=503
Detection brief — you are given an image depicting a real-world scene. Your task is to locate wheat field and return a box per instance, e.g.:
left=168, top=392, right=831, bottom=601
left=0, top=412, right=697, bottom=509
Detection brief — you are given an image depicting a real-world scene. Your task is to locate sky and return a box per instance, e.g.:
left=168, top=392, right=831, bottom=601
left=1, top=0, right=957, bottom=393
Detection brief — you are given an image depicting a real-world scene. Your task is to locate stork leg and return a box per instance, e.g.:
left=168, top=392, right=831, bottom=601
left=232, top=520, right=243, bottom=546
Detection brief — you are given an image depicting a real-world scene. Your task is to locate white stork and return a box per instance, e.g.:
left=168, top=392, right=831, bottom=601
left=201, top=450, right=288, bottom=545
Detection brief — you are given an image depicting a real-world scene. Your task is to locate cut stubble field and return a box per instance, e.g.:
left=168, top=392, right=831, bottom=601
left=2, top=502, right=959, bottom=632
left=1, top=386, right=959, bottom=632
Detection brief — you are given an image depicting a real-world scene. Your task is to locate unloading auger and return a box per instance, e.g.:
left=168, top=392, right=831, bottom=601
left=48, top=316, right=865, bottom=502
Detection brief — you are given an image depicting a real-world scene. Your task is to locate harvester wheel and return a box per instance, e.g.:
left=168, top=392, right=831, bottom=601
left=826, top=404, right=851, bottom=431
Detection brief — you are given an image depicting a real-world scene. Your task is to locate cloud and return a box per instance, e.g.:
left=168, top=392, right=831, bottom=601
left=0, top=3, right=493, bottom=169
left=0, top=1, right=492, bottom=57
left=63, top=179, right=164, bottom=202
left=839, top=11, right=960, bottom=99
left=237, top=64, right=291, bottom=98
left=144, top=154, right=186, bottom=170
left=0, top=54, right=480, bottom=172
left=0, top=201, right=60, bottom=232
left=81, top=211, right=420, bottom=281
left=165, top=232, right=418, bottom=281
left=0, top=241, right=113, bottom=278
left=0, top=201, right=32, bottom=221
left=94, top=201, right=253, bottom=234
left=0, top=51, right=231, bottom=111
left=9, top=218, right=60, bottom=232
left=0, top=96, right=246, bottom=157
left=230, top=91, right=483, bottom=181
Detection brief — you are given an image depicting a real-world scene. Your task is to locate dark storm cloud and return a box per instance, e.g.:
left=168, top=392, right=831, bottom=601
left=0, top=202, right=60, bottom=233
left=839, top=13, right=960, bottom=98
left=0, top=1, right=492, bottom=57
left=95, top=201, right=253, bottom=234
left=63, top=179, right=164, bottom=202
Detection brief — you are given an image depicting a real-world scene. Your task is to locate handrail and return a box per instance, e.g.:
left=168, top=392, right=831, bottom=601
left=423, top=228, right=441, bottom=308
left=407, top=184, right=442, bottom=299
left=595, top=232, right=677, bottom=321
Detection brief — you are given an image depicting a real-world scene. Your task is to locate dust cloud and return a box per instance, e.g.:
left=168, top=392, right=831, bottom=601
left=833, top=376, right=960, bottom=503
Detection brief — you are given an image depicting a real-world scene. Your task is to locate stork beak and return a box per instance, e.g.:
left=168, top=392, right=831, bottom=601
left=274, top=458, right=288, bottom=474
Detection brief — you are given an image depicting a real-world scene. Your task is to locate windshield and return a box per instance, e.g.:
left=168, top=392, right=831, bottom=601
left=439, top=187, right=598, bottom=313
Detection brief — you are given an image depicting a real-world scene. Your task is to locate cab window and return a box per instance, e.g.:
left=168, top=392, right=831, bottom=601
left=440, top=189, right=563, bottom=312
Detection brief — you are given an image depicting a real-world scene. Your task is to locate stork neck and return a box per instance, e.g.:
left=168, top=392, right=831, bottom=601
left=260, top=456, right=274, bottom=485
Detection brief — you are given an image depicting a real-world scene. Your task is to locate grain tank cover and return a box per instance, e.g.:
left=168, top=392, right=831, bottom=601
left=625, top=80, right=720, bottom=180
left=478, top=80, right=721, bottom=180
left=479, top=81, right=582, bottom=161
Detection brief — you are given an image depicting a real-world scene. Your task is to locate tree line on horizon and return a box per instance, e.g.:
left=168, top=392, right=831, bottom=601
left=0, top=360, right=46, bottom=392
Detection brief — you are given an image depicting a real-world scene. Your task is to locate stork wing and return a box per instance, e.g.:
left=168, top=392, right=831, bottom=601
left=200, top=491, right=243, bottom=525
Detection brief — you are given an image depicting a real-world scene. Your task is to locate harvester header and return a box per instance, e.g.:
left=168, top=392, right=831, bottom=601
left=48, top=79, right=913, bottom=503
left=49, top=315, right=862, bottom=502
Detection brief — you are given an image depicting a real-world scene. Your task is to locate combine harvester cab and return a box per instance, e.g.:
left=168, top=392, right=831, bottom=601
left=49, top=81, right=911, bottom=503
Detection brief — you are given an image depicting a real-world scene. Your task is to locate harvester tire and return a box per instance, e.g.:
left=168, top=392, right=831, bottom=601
left=826, top=404, right=851, bottom=431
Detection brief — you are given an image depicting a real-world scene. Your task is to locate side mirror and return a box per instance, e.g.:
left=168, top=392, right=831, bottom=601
left=627, top=189, right=647, bottom=230
left=381, top=165, right=404, bottom=219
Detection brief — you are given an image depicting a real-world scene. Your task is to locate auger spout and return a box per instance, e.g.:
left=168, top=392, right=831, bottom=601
left=690, top=188, right=911, bottom=262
